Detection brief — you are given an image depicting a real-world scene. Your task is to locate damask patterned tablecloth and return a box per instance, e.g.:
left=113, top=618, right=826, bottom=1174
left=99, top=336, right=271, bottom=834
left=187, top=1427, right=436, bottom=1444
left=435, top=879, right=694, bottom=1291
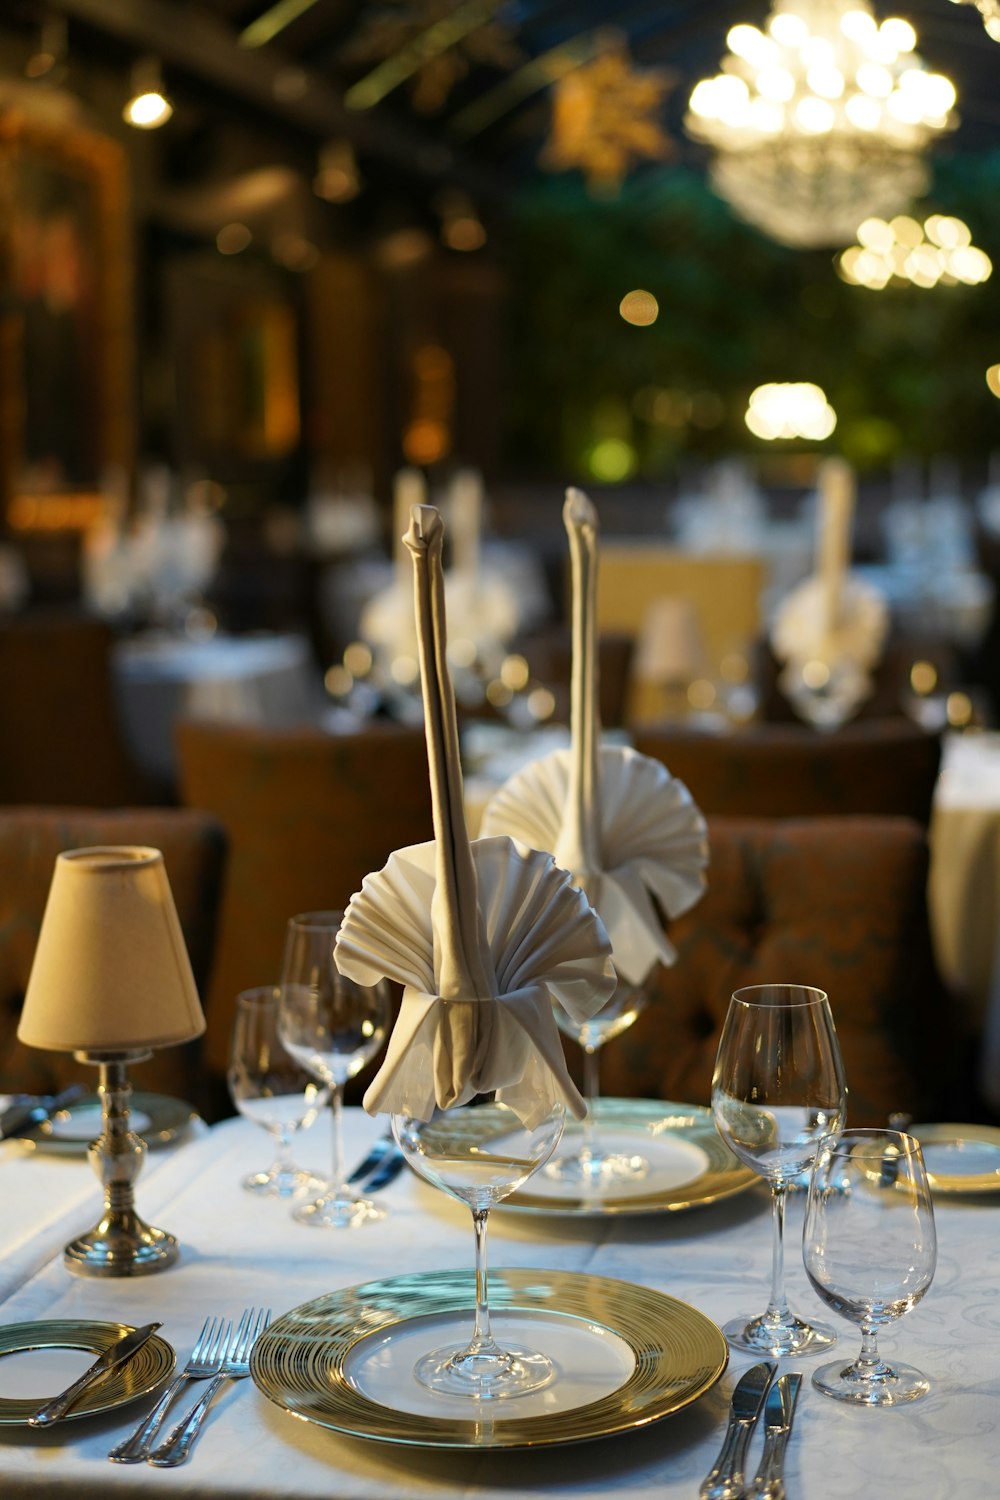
left=0, top=1111, right=997, bottom=1499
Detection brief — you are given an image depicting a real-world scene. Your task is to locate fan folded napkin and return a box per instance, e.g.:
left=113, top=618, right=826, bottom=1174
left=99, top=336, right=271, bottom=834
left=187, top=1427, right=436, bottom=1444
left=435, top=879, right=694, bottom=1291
left=481, top=488, right=708, bottom=986
left=335, top=504, right=615, bottom=1126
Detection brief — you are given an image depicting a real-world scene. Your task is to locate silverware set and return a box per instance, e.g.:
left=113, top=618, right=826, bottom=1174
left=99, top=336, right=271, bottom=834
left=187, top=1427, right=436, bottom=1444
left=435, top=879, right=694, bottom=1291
left=699, top=1362, right=802, bottom=1500
left=108, top=1307, right=270, bottom=1467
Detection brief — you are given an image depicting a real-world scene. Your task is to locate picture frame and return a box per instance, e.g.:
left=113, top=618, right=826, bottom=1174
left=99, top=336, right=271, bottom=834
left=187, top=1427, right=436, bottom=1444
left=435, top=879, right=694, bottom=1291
left=0, top=107, right=133, bottom=530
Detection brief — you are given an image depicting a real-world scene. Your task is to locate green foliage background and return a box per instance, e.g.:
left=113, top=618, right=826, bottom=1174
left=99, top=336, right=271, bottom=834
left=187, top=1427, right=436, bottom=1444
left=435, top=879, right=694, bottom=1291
left=503, top=151, right=1000, bottom=478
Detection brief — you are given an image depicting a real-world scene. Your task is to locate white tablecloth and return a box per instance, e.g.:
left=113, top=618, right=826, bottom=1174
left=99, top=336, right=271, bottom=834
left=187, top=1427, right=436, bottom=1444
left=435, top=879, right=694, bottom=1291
left=1, top=1109, right=998, bottom=1499
left=112, top=633, right=321, bottom=783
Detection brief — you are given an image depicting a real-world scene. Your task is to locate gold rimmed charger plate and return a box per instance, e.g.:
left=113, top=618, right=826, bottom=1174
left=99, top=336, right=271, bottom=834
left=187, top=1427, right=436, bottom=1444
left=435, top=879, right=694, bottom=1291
left=0, top=1321, right=175, bottom=1426
left=910, top=1122, right=1000, bottom=1194
left=498, top=1099, right=757, bottom=1216
left=18, top=1092, right=198, bottom=1156
left=250, top=1268, right=727, bottom=1450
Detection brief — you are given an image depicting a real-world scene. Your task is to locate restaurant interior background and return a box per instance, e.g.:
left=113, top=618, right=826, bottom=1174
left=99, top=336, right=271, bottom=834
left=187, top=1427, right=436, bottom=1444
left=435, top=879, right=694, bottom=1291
left=3, top=0, right=1000, bottom=1124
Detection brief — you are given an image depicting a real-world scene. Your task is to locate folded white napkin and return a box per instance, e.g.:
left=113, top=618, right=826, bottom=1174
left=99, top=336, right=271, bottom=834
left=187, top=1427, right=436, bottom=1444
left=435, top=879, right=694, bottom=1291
left=771, top=573, right=889, bottom=672
left=335, top=504, right=615, bottom=1126
left=481, top=489, right=708, bottom=986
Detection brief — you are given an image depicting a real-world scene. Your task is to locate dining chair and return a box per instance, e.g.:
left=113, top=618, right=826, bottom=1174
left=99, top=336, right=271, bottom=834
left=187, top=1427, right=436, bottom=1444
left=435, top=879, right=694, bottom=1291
left=0, top=609, right=157, bottom=806
left=0, top=806, right=226, bottom=1108
left=175, top=719, right=434, bottom=1099
left=598, top=814, right=965, bottom=1127
left=631, top=718, right=942, bottom=826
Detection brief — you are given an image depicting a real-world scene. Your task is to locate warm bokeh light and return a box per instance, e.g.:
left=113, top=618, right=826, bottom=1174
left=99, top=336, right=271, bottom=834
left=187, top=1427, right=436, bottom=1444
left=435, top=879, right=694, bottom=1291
left=986, top=365, right=1000, bottom=400
left=946, top=690, right=974, bottom=727
left=324, top=665, right=353, bottom=697
left=745, top=383, right=837, bottom=441
left=216, top=223, right=252, bottom=255
left=910, top=660, right=939, bottom=694
left=343, top=641, right=373, bottom=677
left=123, top=89, right=173, bottom=128
left=499, top=655, right=531, bottom=692
left=839, top=214, right=992, bottom=288
left=619, top=289, right=659, bottom=326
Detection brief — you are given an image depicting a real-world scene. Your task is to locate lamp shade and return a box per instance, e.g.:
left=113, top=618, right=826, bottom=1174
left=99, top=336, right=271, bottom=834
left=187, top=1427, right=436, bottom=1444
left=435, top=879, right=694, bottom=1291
left=18, top=846, right=205, bottom=1053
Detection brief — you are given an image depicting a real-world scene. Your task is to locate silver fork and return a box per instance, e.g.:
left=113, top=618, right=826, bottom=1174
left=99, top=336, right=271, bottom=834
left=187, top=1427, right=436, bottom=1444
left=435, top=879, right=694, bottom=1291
left=147, top=1306, right=270, bottom=1467
left=108, top=1315, right=231, bottom=1464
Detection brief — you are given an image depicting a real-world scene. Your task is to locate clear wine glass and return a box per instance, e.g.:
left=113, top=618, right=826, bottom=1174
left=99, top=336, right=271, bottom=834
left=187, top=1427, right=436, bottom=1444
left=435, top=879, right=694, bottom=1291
left=227, top=986, right=329, bottom=1197
left=392, top=1090, right=565, bottom=1399
left=712, top=982, right=847, bottom=1356
left=803, top=1127, right=936, bottom=1405
left=547, top=971, right=656, bottom=1186
left=278, top=911, right=392, bottom=1229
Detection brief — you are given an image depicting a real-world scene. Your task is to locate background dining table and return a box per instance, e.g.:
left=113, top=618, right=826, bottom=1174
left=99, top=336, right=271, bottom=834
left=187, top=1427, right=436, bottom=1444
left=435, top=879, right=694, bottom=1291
left=1, top=1105, right=998, bottom=1499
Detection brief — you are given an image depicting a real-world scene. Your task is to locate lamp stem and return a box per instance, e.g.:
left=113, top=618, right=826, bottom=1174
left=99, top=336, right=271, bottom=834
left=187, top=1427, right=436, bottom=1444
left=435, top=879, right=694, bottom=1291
left=63, top=1052, right=180, bottom=1276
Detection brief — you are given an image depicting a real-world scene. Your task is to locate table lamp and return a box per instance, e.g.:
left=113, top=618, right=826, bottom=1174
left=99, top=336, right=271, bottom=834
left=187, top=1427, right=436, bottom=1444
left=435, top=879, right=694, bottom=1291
left=17, top=846, right=205, bottom=1276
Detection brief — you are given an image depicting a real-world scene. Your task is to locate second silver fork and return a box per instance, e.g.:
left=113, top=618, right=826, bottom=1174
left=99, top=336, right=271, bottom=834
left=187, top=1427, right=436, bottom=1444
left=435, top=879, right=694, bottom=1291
left=148, top=1306, right=270, bottom=1467
left=108, top=1314, right=231, bottom=1464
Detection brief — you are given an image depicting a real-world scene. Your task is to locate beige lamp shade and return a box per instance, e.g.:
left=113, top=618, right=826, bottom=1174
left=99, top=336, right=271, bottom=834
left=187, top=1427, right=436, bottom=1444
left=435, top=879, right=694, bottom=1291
left=635, top=597, right=706, bottom=686
left=18, top=846, right=206, bottom=1053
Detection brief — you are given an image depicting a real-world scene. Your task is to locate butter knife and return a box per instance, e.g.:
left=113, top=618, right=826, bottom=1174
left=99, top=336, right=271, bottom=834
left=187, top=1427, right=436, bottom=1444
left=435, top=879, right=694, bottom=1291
left=748, top=1372, right=802, bottom=1500
left=699, top=1360, right=776, bottom=1500
left=29, top=1322, right=162, bottom=1427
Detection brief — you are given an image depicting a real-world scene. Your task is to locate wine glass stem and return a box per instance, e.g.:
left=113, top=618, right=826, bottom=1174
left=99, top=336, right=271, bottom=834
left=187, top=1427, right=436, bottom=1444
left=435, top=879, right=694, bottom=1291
left=468, top=1207, right=499, bottom=1356
left=330, top=1084, right=347, bottom=1197
left=582, top=1047, right=600, bottom=1158
left=765, top=1181, right=792, bottom=1327
left=855, top=1321, right=887, bottom=1375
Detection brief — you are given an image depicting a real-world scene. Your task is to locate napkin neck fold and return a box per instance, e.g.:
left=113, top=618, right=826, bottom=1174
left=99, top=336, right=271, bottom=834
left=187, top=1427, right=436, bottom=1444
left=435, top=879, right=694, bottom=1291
left=555, top=488, right=603, bottom=884
left=405, top=503, right=494, bottom=1001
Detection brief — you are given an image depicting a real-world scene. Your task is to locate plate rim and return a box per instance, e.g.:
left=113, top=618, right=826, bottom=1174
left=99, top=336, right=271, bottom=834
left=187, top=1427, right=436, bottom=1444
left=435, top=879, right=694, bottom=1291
left=911, top=1121, right=1000, bottom=1194
left=17, top=1091, right=198, bottom=1155
left=250, top=1267, right=728, bottom=1450
left=0, top=1319, right=175, bottom=1426
left=499, top=1098, right=758, bottom=1217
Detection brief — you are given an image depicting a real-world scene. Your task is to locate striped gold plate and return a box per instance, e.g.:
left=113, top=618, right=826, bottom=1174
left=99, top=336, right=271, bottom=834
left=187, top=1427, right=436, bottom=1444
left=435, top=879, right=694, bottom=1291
left=502, top=1099, right=758, bottom=1217
left=250, top=1269, right=728, bottom=1450
left=0, top=1321, right=175, bottom=1426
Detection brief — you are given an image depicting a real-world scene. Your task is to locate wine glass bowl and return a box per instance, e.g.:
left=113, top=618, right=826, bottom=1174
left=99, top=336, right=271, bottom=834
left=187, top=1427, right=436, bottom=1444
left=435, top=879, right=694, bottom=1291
left=278, top=911, right=392, bottom=1229
left=711, top=982, right=847, bottom=1357
left=391, top=1096, right=565, bottom=1399
left=227, top=986, right=328, bottom=1198
left=804, top=1128, right=936, bottom=1405
left=546, top=971, right=655, bottom=1186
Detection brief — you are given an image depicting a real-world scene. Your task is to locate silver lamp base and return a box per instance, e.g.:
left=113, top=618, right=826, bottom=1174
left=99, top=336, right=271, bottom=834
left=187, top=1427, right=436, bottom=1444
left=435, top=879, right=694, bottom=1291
left=67, top=1051, right=180, bottom=1278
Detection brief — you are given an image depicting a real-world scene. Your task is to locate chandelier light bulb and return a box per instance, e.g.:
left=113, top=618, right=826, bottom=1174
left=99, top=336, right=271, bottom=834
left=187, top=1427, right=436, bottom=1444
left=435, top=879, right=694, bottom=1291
left=685, top=0, right=957, bottom=248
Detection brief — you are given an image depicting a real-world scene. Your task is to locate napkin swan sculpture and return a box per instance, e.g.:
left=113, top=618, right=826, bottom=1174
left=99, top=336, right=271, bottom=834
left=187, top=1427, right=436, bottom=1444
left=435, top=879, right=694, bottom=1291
left=335, top=503, right=617, bottom=1129
left=480, top=488, right=709, bottom=1177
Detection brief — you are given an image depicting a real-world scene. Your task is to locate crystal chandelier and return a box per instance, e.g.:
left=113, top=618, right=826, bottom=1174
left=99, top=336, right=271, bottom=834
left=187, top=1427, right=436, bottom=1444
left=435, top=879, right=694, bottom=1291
left=685, top=0, right=957, bottom=249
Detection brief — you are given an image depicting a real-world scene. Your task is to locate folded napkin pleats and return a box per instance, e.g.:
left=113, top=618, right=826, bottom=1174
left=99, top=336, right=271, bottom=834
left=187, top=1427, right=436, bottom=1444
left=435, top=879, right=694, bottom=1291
left=335, top=504, right=616, bottom=1127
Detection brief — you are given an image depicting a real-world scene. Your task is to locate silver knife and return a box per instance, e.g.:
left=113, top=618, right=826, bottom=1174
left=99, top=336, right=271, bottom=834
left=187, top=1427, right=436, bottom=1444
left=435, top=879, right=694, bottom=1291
left=748, top=1372, right=803, bottom=1500
left=28, top=1322, right=162, bottom=1427
left=699, top=1360, right=776, bottom=1500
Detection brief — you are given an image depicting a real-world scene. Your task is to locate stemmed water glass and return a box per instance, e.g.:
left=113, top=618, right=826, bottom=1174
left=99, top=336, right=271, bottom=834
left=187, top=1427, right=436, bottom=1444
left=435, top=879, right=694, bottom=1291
left=227, top=986, right=329, bottom=1197
left=548, top=971, right=656, bottom=1185
left=278, top=911, right=392, bottom=1229
left=392, top=1090, right=565, bottom=1399
left=804, top=1127, right=936, bottom=1405
left=711, top=982, right=847, bottom=1356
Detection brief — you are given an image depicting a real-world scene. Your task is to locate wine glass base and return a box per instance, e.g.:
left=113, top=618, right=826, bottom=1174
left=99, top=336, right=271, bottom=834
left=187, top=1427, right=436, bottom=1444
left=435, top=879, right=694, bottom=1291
left=241, top=1164, right=325, bottom=1198
left=812, top=1356, right=930, bottom=1405
left=723, top=1311, right=837, bottom=1358
left=415, top=1342, right=556, bottom=1401
left=544, top=1148, right=649, bottom=1187
left=293, top=1192, right=386, bottom=1228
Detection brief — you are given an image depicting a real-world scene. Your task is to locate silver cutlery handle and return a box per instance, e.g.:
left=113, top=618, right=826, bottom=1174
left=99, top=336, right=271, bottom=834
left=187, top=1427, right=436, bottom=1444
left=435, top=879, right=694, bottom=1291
left=30, top=1366, right=107, bottom=1427
left=699, top=1416, right=756, bottom=1500
left=148, top=1373, right=227, bottom=1466
left=749, top=1427, right=793, bottom=1500
left=108, top=1374, right=188, bottom=1463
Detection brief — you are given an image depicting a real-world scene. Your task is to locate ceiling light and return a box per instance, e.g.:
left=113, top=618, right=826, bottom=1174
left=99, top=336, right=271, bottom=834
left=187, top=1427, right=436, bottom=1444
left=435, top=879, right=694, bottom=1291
left=123, top=57, right=172, bottom=129
left=685, top=1, right=956, bottom=248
